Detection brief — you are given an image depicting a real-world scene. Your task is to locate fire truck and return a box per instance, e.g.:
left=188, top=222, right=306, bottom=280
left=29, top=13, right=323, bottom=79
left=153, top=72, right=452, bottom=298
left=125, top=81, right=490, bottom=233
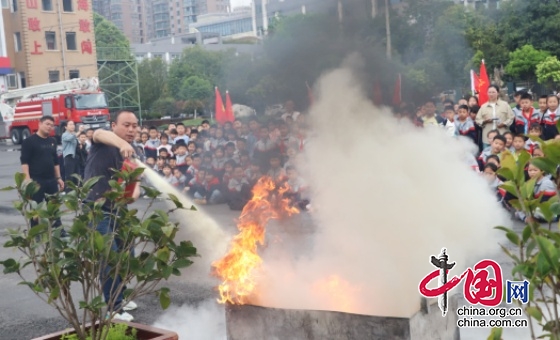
left=0, top=77, right=110, bottom=145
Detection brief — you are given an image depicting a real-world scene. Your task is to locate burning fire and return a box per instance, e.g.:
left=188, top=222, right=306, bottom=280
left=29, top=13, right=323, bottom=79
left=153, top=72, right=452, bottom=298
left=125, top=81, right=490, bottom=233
left=212, top=177, right=299, bottom=304
left=313, top=275, right=362, bottom=313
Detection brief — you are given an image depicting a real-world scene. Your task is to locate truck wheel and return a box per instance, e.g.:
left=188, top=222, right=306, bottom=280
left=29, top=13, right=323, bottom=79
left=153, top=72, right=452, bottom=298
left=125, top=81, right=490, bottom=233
left=10, top=129, right=21, bottom=145
left=21, top=128, right=31, bottom=141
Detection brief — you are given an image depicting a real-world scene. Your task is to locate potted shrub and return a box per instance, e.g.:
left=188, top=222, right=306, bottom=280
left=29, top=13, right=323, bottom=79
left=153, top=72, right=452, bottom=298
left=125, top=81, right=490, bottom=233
left=0, top=167, right=197, bottom=340
left=489, top=127, right=560, bottom=340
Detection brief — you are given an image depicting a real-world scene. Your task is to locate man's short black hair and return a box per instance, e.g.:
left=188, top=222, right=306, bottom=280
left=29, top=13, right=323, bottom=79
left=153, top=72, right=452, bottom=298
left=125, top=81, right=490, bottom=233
left=458, top=104, right=469, bottom=111
left=176, top=122, right=185, bottom=127
left=40, top=116, right=54, bottom=123
left=149, top=126, right=158, bottom=131
left=113, top=110, right=136, bottom=123
left=201, top=120, right=210, bottom=125
left=540, top=95, right=549, bottom=100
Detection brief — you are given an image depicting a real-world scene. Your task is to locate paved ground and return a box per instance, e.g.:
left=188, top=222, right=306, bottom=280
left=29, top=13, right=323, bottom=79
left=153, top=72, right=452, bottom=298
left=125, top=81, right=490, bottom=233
left=0, top=143, right=533, bottom=339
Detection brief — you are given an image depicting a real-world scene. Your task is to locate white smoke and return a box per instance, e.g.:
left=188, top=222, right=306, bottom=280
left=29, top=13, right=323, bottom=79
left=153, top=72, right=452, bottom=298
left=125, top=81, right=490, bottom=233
left=251, top=54, right=510, bottom=317
left=152, top=300, right=226, bottom=340
left=138, top=166, right=230, bottom=283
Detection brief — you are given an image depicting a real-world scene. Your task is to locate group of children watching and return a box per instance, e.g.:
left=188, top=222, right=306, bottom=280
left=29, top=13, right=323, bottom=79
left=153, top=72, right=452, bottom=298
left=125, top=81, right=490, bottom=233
left=132, top=117, right=310, bottom=211
left=399, top=91, right=560, bottom=224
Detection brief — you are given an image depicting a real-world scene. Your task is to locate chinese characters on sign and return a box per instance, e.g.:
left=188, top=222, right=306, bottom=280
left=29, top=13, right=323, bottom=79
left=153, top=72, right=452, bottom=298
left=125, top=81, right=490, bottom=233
left=79, top=19, right=91, bottom=33
left=30, top=41, right=43, bottom=55
left=26, top=0, right=38, bottom=9
left=28, top=18, right=40, bottom=32
left=81, top=39, right=92, bottom=54
left=77, top=0, right=88, bottom=11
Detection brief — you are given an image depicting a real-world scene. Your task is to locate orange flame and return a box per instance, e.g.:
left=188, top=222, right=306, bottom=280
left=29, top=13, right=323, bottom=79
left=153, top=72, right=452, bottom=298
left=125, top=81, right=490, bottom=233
left=212, top=177, right=299, bottom=304
left=313, top=275, right=361, bottom=313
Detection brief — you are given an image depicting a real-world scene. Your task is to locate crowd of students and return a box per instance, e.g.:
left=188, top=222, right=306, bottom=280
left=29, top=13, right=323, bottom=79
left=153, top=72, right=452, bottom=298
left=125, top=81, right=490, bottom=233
left=400, top=86, right=560, bottom=223
left=117, top=114, right=311, bottom=211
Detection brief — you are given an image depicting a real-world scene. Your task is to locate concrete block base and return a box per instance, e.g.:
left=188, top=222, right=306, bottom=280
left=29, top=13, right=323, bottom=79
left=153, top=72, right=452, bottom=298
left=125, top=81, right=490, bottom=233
left=225, top=296, right=459, bottom=340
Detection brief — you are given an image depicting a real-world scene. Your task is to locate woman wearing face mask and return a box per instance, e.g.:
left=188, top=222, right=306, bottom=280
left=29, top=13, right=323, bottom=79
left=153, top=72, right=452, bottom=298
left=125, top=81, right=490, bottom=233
left=475, top=85, right=515, bottom=149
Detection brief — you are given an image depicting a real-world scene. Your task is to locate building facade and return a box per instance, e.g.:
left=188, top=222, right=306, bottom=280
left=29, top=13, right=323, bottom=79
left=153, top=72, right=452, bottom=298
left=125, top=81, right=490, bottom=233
left=93, top=0, right=149, bottom=43
left=2, top=0, right=98, bottom=88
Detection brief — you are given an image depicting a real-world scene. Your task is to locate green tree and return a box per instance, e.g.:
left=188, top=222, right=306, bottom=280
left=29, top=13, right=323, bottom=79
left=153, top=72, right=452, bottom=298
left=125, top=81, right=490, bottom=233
left=178, top=76, right=213, bottom=103
left=93, top=13, right=130, bottom=50
left=498, top=0, right=560, bottom=57
left=152, top=97, right=177, bottom=117
left=505, top=45, right=550, bottom=80
left=168, top=47, right=224, bottom=100
left=138, top=58, right=168, bottom=111
left=536, top=56, right=560, bottom=88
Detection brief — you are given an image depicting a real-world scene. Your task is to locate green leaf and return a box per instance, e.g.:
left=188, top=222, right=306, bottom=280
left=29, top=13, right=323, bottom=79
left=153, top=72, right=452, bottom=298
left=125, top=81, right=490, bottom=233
left=173, top=258, right=193, bottom=269
left=0, top=186, right=16, bottom=191
left=522, top=225, right=532, bottom=243
left=48, top=286, right=60, bottom=303
left=159, top=288, right=171, bottom=309
left=550, top=202, right=560, bottom=216
left=156, top=247, right=171, bottom=262
left=190, top=205, right=197, bottom=211
left=536, top=235, right=558, bottom=271
left=167, top=193, right=184, bottom=209
left=525, top=306, right=543, bottom=322
left=15, top=172, right=25, bottom=188
left=531, top=157, right=558, bottom=178
left=487, top=327, right=502, bottom=340
left=495, top=226, right=520, bottom=246
left=497, top=167, right=515, bottom=182
left=1, top=258, right=20, bottom=274
left=499, top=182, right=518, bottom=198
left=523, top=178, right=537, bottom=201
left=93, top=231, right=105, bottom=252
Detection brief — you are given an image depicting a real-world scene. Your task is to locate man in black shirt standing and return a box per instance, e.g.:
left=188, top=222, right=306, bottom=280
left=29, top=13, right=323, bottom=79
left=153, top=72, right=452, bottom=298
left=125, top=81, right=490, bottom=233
left=83, top=110, right=138, bottom=322
left=20, top=116, right=64, bottom=227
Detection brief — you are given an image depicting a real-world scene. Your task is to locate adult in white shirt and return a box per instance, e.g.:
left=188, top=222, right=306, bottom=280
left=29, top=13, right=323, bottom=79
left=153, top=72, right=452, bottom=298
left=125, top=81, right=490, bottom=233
left=281, top=100, right=300, bottom=122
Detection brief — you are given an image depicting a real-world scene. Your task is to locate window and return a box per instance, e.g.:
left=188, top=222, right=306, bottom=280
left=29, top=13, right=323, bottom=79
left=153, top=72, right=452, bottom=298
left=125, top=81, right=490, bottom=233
left=48, top=70, right=60, bottom=83
left=10, top=0, right=16, bottom=11
left=65, top=32, right=76, bottom=50
left=19, top=72, right=26, bottom=88
left=62, top=0, right=72, bottom=11
left=69, top=70, right=79, bottom=79
left=7, top=74, right=17, bottom=89
left=45, top=31, right=56, bottom=50
left=14, top=32, right=21, bottom=52
left=2, top=0, right=9, bottom=8
left=42, top=0, right=52, bottom=11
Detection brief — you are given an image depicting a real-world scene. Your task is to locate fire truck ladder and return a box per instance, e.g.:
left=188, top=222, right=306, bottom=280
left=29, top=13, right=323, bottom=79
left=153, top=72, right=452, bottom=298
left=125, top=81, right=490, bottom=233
left=0, top=78, right=99, bottom=123
left=96, top=47, right=142, bottom=124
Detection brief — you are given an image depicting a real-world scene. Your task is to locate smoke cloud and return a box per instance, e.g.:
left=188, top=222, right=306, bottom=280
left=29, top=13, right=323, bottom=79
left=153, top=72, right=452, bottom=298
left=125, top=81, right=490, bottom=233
left=139, top=166, right=230, bottom=282
left=250, top=54, right=510, bottom=317
left=153, top=300, right=226, bottom=340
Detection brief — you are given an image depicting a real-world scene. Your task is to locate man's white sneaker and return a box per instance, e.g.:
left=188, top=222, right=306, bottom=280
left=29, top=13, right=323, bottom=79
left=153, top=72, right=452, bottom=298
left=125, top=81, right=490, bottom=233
left=123, top=300, right=138, bottom=311
left=109, top=311, right=134, bottom=322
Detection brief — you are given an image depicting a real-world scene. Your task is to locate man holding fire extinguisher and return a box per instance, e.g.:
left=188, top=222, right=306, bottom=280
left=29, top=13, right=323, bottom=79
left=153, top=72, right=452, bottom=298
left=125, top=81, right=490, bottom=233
left=83, top=109, right=140, bottom=322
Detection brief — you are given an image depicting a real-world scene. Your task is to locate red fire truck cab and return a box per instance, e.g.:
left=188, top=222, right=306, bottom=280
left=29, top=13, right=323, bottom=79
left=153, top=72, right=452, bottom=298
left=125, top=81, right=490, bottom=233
left=0, top=78, right=110, bottom=145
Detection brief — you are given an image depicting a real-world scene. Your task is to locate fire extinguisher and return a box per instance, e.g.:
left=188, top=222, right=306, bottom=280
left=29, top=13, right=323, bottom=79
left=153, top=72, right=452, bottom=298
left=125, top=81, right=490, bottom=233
left=119, top=157, right=139, bottom=199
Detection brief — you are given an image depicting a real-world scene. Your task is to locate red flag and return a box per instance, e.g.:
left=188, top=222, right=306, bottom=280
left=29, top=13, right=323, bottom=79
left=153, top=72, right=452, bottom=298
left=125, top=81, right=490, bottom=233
left=373, top=79, right=383, bottom=106
left=306, top=81, right=314, bottom=107
left=392, top=73, right=401, bottom=107
left=215, top=87, right=227, bottom=125
left=225, top=90, right=235, bottom=122
left=478, top=60, right=490, bottom=105
left=470, top=70, right=479, bottom=96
